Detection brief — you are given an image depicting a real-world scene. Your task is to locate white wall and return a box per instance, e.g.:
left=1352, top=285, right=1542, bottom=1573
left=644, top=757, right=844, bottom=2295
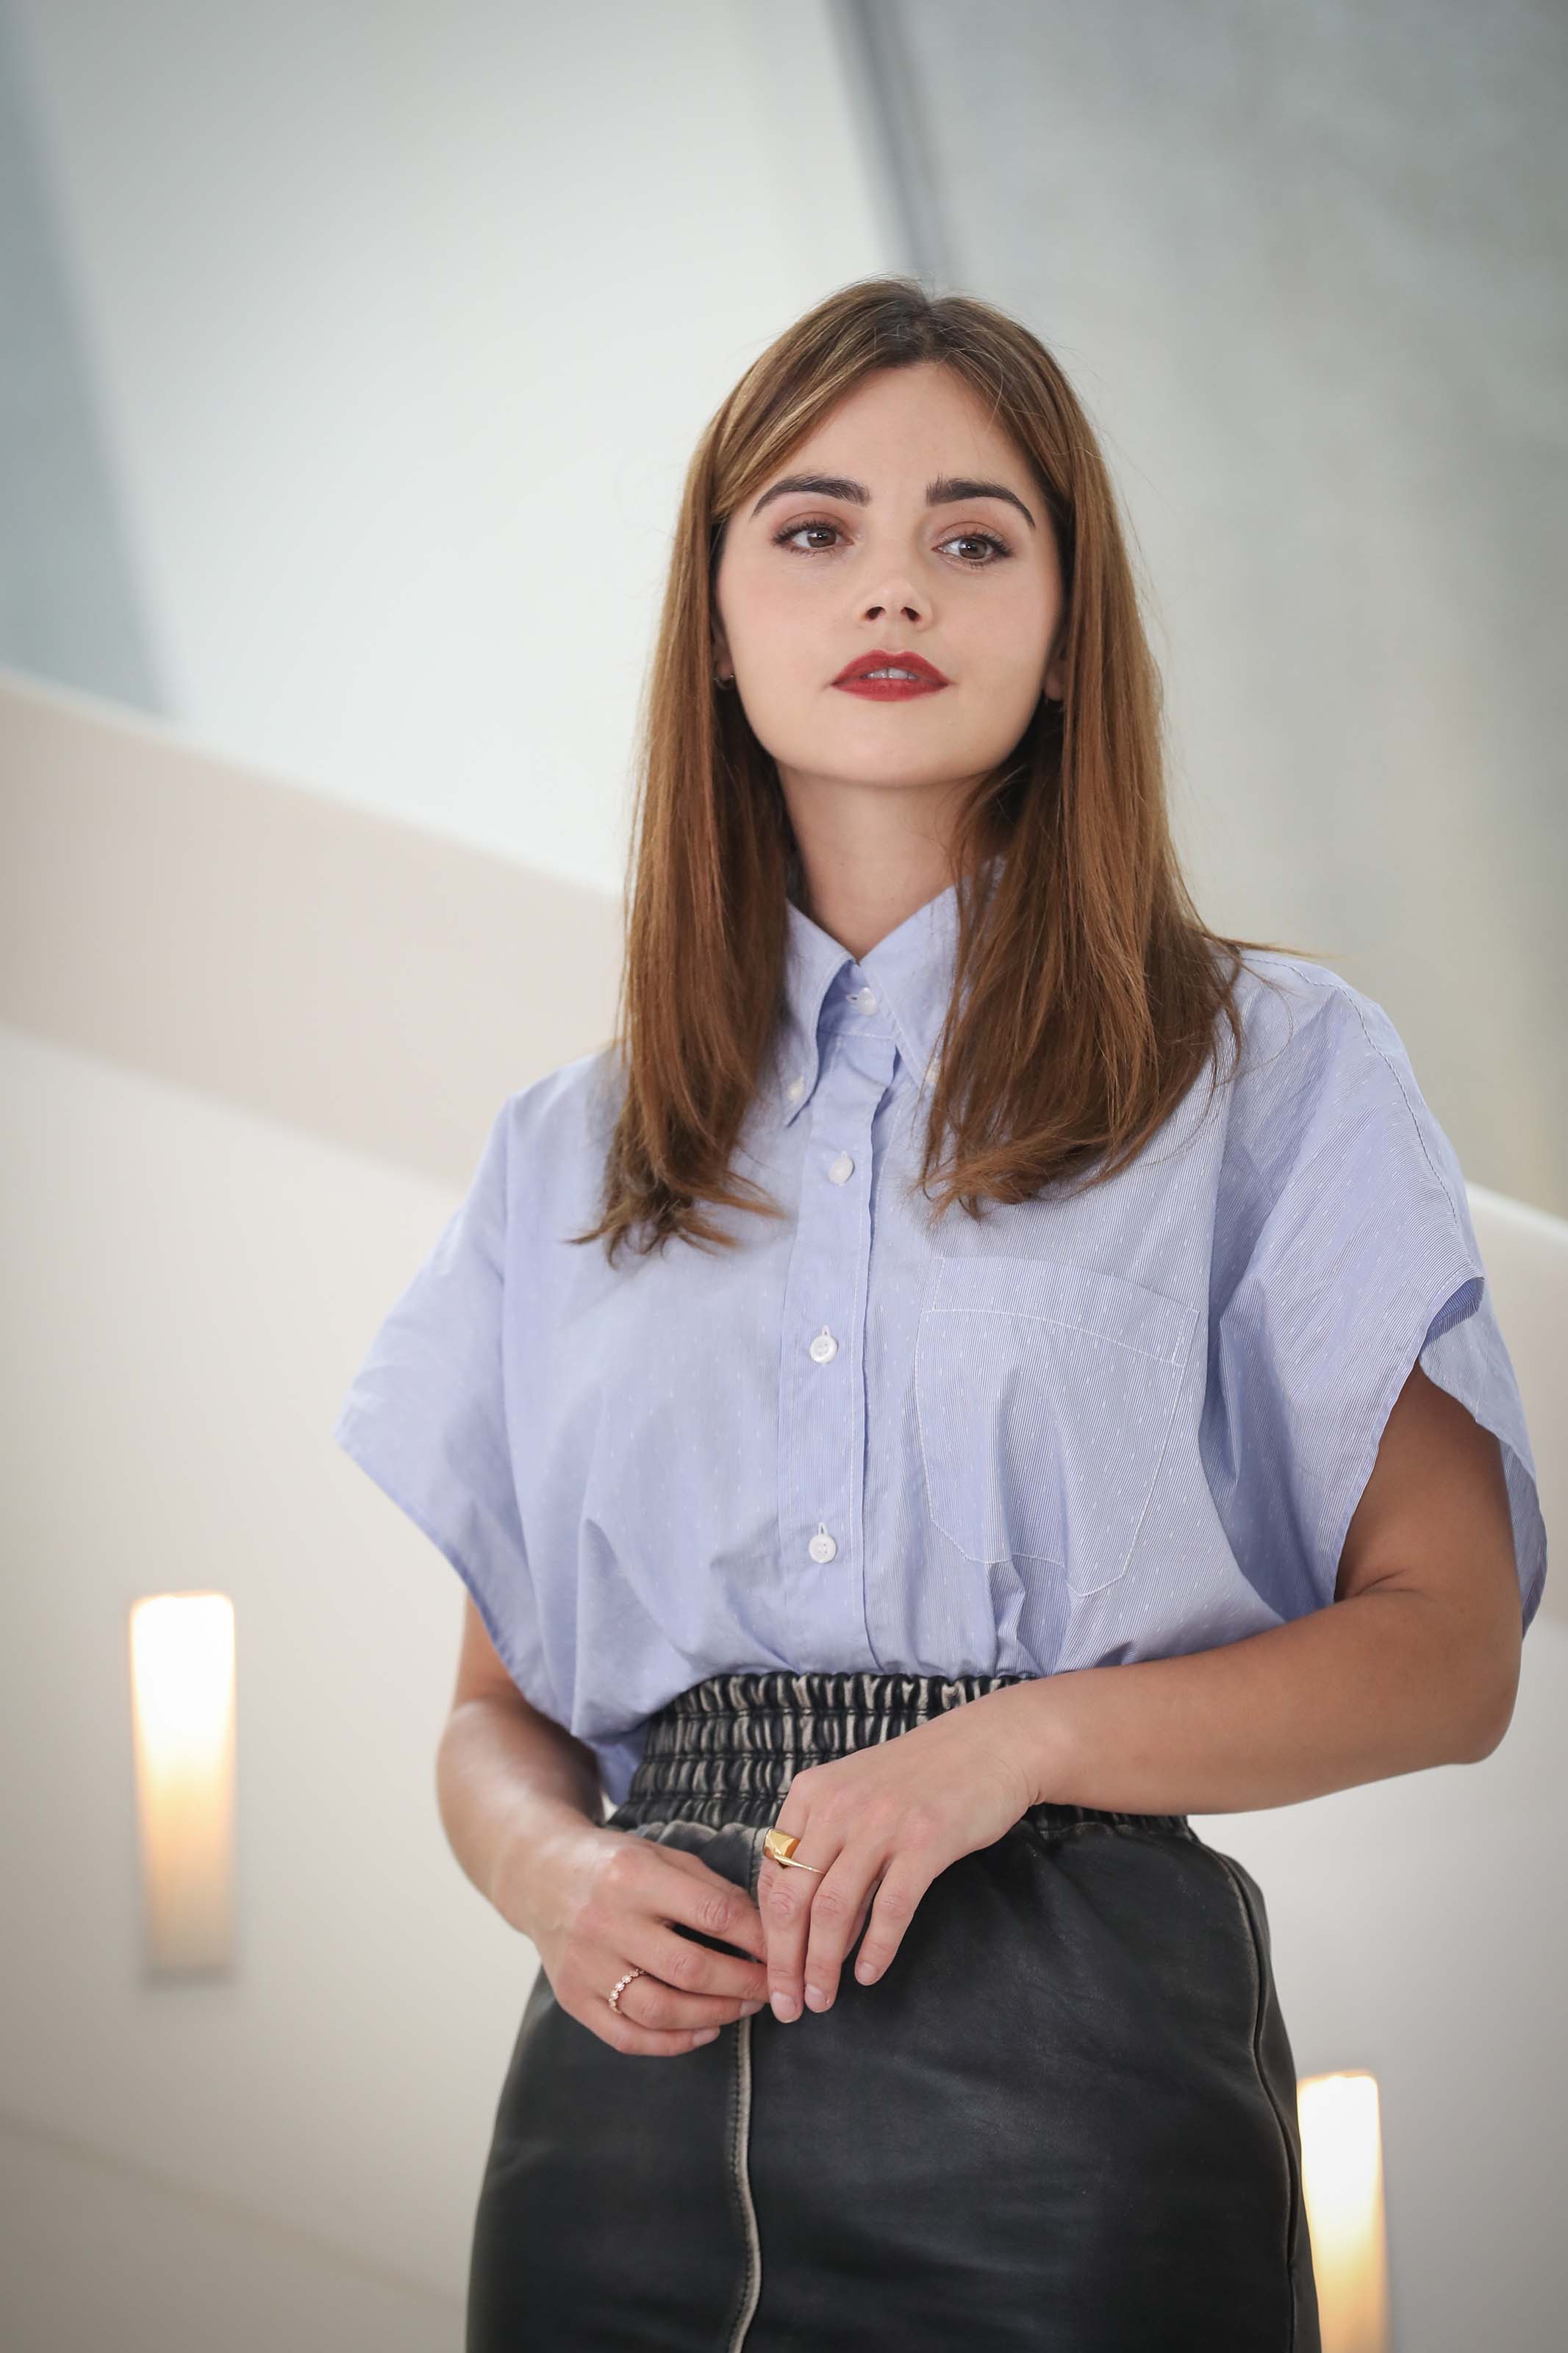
left=878, top=0, right=1568, bottom=1223
left=9, top=0, right=889, bottom=891
left=1, top=1024, right=526, bottom=2346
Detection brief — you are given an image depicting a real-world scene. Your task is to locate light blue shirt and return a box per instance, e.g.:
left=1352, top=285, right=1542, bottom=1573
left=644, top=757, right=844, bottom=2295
left=332, top=872, right=1546, bottom=1805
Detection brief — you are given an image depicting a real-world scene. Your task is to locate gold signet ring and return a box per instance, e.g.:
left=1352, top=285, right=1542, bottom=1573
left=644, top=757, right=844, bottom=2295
left=763, top=1827, right=823, bottom=1874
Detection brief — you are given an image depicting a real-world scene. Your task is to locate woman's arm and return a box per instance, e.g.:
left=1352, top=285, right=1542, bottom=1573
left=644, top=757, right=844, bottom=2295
left=756, top=1362, right=1523, bottom=2019
left=436, top=1598, right=605, bottom=1915
left=435, top=1600, right=775, bottom=2054
left=990, top=1360, right=1524, bottom=1815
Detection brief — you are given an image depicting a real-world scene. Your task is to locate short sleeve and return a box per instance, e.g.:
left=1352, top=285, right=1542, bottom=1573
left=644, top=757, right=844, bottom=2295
left=1202, top=978, right=1547, bottom=1629
left=332, top=1098, right=557, bottom=1718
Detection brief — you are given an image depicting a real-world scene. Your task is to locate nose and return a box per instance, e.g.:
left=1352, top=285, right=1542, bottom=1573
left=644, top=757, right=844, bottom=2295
left=862, top=583, right=926, bottom=625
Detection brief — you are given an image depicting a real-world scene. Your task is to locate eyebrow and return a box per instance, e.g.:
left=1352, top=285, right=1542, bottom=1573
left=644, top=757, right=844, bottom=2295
left=748, top=471, right=1037, bottom=532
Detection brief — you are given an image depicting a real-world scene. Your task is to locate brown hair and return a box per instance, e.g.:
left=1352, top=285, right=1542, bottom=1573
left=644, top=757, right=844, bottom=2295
left=573, top=275, right=1315, bottom=1262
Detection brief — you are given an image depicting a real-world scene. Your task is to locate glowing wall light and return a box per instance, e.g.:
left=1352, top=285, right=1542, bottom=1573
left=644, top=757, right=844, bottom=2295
left=129, top=1593, right=236, bottom=1975
left=1297, top=2070, right=1390, bottom=2353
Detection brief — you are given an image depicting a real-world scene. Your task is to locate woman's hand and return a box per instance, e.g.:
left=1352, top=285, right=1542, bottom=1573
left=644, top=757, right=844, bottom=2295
left=499, top=1821, right=774, bottom=2057
left=757, top=1697, right=1037, bottom=2021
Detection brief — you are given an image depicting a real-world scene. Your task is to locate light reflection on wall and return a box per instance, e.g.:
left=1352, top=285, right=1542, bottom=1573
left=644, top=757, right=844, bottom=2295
left=1297, top=2069, right=1390, bottom=2353
left=129, top=1593, right=236, bottom=1977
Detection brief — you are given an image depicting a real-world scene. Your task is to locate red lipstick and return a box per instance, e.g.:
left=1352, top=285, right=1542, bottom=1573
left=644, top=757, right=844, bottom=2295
left=831, top=648, right=951, bottom=699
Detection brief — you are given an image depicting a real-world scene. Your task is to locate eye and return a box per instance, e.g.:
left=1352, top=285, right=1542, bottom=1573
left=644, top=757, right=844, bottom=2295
left=770, top=518, right=1013, bottom=568
left=937, top=530, right=1012, bottom=567
left=773, top=521, right=844, bottom=555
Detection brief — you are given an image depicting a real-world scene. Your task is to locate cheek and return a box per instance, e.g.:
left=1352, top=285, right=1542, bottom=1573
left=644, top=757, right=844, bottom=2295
left=958, top=597, right=1056, bottom=709
left=738, top=565, right=823, bottom=649
left=978, top=567, right=1056, bottom=658
left=727, top=575, right=832, bottom=710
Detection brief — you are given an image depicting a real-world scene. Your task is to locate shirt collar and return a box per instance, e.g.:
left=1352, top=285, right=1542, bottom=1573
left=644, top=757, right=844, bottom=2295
left=773, top=853, right=1002, bottom=1124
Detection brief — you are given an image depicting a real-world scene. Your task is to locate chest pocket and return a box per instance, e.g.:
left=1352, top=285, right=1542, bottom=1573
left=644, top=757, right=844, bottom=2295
left=914, top=1255, right=1199, bottom=1597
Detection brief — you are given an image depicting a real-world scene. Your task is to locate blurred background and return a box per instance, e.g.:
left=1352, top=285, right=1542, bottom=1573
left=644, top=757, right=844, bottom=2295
left=1, top=2, right=1563, bottom=2346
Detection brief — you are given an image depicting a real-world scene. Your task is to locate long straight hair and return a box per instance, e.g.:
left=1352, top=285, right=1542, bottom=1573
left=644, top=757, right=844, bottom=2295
left=574, top=276, right=1314, bottom=1262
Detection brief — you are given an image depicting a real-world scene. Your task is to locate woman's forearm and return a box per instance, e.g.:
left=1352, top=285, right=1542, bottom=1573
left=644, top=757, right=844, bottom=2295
left=436, top=1692, right=605, bottom=1924
left=987, top=1583, right=1519, bottom=1818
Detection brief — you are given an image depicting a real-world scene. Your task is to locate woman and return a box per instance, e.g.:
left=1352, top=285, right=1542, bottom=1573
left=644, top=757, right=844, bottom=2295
left=332, top=279, right=1544, bottom=2349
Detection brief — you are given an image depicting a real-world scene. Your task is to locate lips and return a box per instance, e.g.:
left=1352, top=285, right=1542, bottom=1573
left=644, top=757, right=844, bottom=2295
left=831, top=647, right=951, bottom=696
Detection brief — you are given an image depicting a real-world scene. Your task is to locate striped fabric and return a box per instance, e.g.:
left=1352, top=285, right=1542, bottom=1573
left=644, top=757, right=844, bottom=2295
left=332, top=866, right=1547, bottom=1807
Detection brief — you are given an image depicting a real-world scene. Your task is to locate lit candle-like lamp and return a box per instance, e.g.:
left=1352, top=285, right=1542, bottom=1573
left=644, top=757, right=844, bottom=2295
left=129, top=1593, right=237, bottom=1976
left=1296, top=2069, right=1390, bottom=2353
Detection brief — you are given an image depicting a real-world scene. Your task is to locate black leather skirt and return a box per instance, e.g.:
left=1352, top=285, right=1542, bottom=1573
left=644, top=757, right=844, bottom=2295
left=467, top=1669, right=1321, bottom=2351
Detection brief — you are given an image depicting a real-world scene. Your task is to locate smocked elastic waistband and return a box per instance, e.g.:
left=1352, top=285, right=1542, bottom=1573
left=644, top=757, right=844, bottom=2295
left=620, top=1668, right=1191, bottom=1838
left=645, top=1668, right=1031, bottom=1746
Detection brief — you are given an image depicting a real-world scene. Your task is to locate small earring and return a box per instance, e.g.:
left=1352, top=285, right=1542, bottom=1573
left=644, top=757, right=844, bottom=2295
left=714, top=668, right=734, bottom=690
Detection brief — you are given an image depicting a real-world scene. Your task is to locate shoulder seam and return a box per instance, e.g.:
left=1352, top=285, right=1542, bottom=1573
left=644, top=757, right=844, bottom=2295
left=1236, top=963, right=1471, bottom=1245
left=1325, top=979, right=1467, bottom=1233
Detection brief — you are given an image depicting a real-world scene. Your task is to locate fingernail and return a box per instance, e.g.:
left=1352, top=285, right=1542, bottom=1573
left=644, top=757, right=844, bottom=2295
left=740, top=2000, right=766, bottom=2015
left=770, top=1991, right=800, bottom=2023
left=693, top=2028, right=720, bottom=2045
left=803, top=1985, right=829, bottom=2011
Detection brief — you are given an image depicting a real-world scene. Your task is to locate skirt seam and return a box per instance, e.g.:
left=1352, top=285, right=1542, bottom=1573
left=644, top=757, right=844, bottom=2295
left=1206, top=1848, right=1304, bottom=2349
left=723, top=2007, right=762, bottom=2352
left=722, top=1827, right=767, bottom=2352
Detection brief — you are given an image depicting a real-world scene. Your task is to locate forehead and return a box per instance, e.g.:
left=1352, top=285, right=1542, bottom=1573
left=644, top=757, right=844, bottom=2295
left=778, top=363, right=1028, bottom=479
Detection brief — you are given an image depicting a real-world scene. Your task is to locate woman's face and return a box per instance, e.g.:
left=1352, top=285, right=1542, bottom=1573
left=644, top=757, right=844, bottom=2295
left=712, top=361, right=1066, bottom=819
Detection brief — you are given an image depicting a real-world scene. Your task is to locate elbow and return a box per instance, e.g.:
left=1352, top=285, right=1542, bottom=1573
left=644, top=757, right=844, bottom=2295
left=1453, top=1698, right=1516, bottom=1765
left=1449, top=1651, right=1521, bottom=1765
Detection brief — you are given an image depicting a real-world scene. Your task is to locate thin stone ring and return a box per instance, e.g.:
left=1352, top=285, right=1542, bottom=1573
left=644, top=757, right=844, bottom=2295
left=607, top=1964, right=645, bottom=2013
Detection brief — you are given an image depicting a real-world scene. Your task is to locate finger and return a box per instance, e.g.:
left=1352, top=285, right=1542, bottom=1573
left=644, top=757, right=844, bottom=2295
left=612, top=1966, right=768, bottom=2036
left=641, top=1843, right=767, bottom=1961
left=851, top=1858, right=932, bottom=1985
left=759, top=1839, right=839, bottom=2021
left=642, top=1920, right=770, bottom=2007
left=581, top=2000, right=732, bottom=2059
left=597, top=1835, right=765, bottom=1968
left=801, top=1850, right=882, bottom=2013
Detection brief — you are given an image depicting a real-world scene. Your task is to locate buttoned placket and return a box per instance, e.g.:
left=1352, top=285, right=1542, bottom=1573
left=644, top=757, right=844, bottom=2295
left=776, top=977, right=897, bottom=1661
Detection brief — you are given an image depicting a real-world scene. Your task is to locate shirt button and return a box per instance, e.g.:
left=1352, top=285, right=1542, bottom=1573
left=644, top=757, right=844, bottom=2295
left=786, top=1074, right=806, bottom=1102
left=855, top=988, right=878, bottom=1013
left=808, top=1524, right=838, bottom=1563
left=828, top=1151, right=854, bottom=1184
left=809, top=1327, right=838, bottom=1363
